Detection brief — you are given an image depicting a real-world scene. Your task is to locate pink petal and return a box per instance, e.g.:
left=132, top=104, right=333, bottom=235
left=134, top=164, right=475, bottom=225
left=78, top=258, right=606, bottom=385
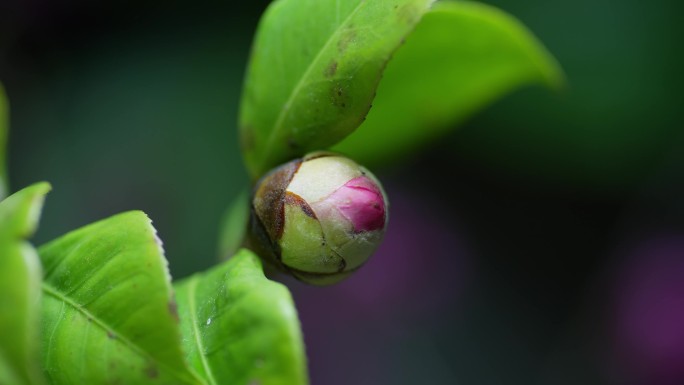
left=327, top=176, right=386, bottom=232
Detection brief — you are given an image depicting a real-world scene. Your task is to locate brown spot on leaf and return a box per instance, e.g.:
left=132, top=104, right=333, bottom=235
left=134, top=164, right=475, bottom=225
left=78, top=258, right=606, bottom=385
left=337, top=28, right=357, bottom=53
left=144, top=364, right=159, bottom=379
left=325, top=60, right=338, bottom=78
left=330, top=82, right=350, bottom=109
left=107, top=331, right=117, bottom=339
left=168, top=300, right=179, bottom=322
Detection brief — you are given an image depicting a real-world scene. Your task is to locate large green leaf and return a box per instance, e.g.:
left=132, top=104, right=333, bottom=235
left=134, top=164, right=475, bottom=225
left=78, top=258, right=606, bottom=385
left=39, top=211, right=203, bottom=385
left=239, top=0, right=436, bottom=179
left=0, top=84, right=8, bottom=200
left=333, top=0, right=564, bottom=166
left=0, top=182, right=50, bottom=385
left=175, top=249, right=307, bottom=385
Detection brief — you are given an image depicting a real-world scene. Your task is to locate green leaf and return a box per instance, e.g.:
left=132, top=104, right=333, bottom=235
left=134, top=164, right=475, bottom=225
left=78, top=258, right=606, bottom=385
left=39, top=211, right=203, bottom=385
left=0, top=84, right=8, bottom=200
left=333, top=0, right=564, bottom=166
left=0, top=182, right=50, bottom=385
left=239, top=0, right=436, bottom=179
left=175, top=249, right=307, bottom=385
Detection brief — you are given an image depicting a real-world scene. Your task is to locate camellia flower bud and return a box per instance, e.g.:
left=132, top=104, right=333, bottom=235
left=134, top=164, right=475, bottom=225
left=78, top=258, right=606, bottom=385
left=249, top=152, right=389, bottom=285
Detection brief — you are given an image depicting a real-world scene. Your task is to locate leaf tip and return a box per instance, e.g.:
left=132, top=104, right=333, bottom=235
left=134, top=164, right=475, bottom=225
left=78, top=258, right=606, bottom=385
left=536, top=50, right=566, bottom=93
left=29, top=181, right=52, bottom=195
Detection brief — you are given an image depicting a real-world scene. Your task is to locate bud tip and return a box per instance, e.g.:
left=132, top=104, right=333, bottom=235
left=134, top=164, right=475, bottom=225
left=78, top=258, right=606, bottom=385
left=330, top=176, right=386, bottom=233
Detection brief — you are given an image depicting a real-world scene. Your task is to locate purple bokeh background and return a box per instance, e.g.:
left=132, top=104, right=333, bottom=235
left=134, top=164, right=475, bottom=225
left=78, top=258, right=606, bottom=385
left=285, top=186, right=472, bottom=384
left=607, top=235, right=684, bottom=385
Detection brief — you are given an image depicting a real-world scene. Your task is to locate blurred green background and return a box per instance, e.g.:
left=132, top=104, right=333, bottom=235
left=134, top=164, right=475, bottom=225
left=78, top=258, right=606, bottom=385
left=2, top=0, right=683, bottom=384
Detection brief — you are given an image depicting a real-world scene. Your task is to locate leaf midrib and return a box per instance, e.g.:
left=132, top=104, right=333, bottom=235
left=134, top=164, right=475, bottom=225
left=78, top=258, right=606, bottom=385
left=41, top=283, right=201, bottom=385
left=186, top=275, right=218, bottom=385
left=258, top=0, right=369, bottom=171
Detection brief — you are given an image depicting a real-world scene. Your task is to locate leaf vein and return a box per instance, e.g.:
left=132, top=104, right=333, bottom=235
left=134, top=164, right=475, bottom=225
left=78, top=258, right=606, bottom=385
left=43, top=300, right=66, bottom=376
left=187, top=276, right=218, bottom=385
left=41, top=283, right=197, bottom=384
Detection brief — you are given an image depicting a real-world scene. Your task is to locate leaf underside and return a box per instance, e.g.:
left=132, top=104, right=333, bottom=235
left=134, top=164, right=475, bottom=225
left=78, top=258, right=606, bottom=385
left=333, top=0, right=564, bottom=166
left=175, top=249, right=308, bottom=385
left=217, top=189, right=250, bottom=261
left=0, top=182, right=51, bottom=385
left=38, top=211, right=202, bottom=385
left=239, top=0, right=436, bottom=179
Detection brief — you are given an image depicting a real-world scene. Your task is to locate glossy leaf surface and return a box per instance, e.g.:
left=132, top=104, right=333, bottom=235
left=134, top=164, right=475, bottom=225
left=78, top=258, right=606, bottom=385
left=239, top=0, right=435, bottom=178
left=175, top=249, right=307, bottom=385
left=0, top=183, right=50, bottom=385
left=334, top=0, right=564, bottom=165
left=39, top=211, right=202, bottom=385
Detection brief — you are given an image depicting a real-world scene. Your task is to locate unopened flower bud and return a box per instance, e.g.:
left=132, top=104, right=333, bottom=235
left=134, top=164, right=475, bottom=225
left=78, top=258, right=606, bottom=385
left=249, top=152, right=389, bottom=285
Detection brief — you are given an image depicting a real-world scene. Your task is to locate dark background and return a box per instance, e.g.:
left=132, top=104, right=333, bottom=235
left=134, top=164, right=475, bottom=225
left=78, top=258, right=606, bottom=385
left=2, top=0, right=683, bottom=384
